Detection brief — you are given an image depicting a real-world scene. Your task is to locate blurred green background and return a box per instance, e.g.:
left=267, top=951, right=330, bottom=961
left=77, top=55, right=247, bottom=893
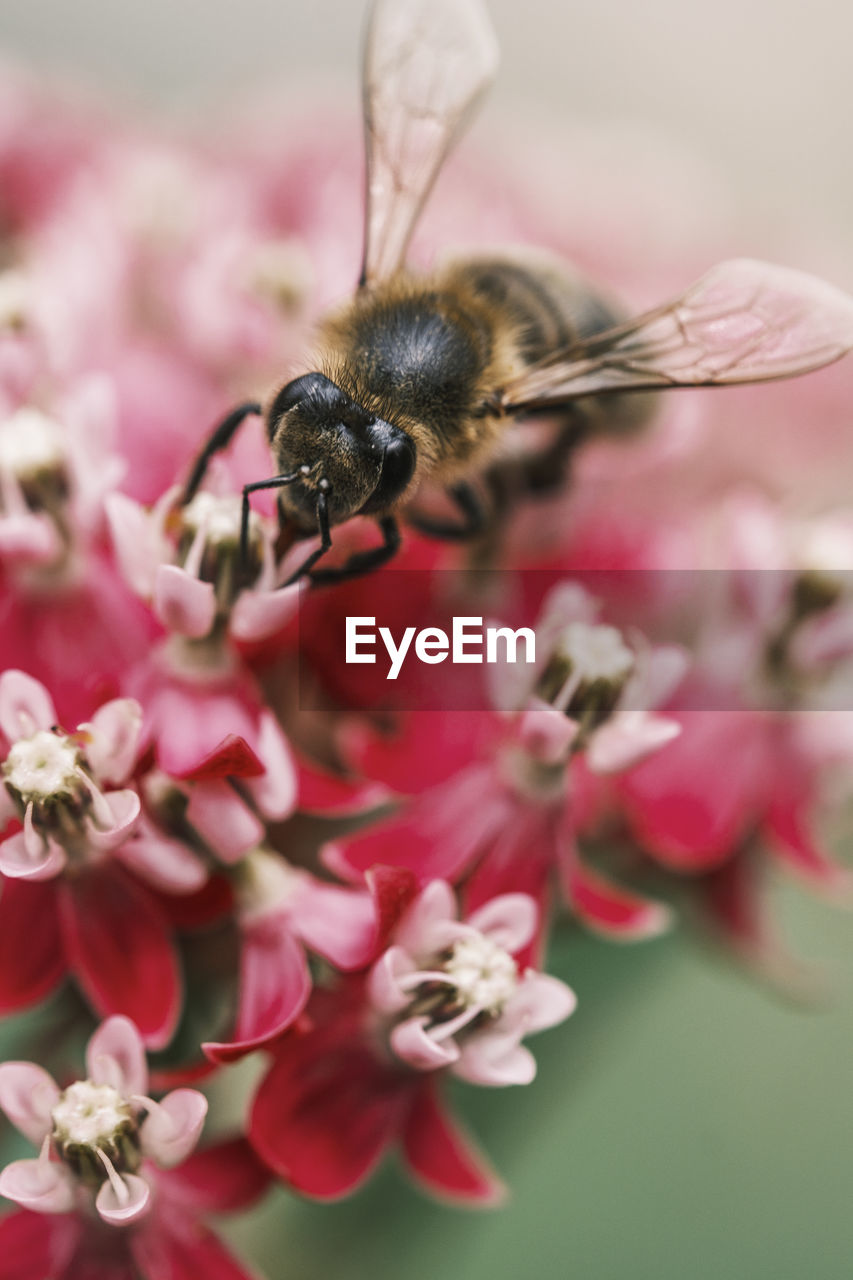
left=219, top=876, right=853, bottom=1280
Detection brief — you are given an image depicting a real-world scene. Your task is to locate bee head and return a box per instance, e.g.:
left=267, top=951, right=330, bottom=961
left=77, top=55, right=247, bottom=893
left=266, top=372, right=416, bottom=528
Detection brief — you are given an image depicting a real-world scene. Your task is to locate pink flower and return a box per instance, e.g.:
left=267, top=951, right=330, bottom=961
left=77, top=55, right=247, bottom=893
left=370, top=881, right=575, bottom=1084
left=0, top=671, right=188, bottom=1045
left=250, top=876, right=574, bottom=1204
left=107, top=479, right=299, bottom=648
left=202, top=846, right=378, bottom=1064
left=0, top=1016, right=264, bottom=1279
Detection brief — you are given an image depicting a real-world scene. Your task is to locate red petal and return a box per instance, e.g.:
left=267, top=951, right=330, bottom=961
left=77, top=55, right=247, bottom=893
left=159, top=1138, right=272, bottom=1213
left=765, top=783, right=853, bottom=894
left=180, top=734, right=264, bottom=781
left=366, top=865, right=419, bottom=951
left=0, top=877, right=65, bottom=1012
left=203, top=920, right=310, bottom=1064
left=0, top=1209, right=80, bottom=1280
left=250, top=1031, right=408, bottom=1199
left=131, top=1216, right=255, bottom=1280
left=402, top=1080, right=507, bottom=1206
left=58, top=865, right=182, bottom=1049
left=556, top=818, right=670, bottom=940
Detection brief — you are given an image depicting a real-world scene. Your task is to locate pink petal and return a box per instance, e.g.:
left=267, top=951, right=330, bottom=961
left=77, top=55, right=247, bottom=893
left=154, top=565, right=217, bottom=638
left=453, top=1038, right=537, bottom=1087
left=241, top=711, right=296, bottom=821
left=587, top=712, right=681, bottom=774
left=59, top=866, right=182, bottom=1049
left=466, top=893, right=538, bottom=955
left=115, top=825, right=209, bottom=895
left=157, top=1138, right=271, bottom=1213
left=363, top=864, right=419, bottom=950
left=86, top=1015, right=148, bottom=1098
left=185, top=783, right=263, bottom=864
left=395, top=880, right=459, bottom=957
left=390, top=1017, right=460, bottom=1071
left=203, top=918, right=310, bottom=1065
left=95, top=1171, right=150, bottom=1225
left=292, top=881, right=377, bottom=970
left=230, top=584, right=298, bottom=642
left=140, top=1089, right=208, bottom=1168
left=402, top=1082, right=507, bottom=1205
left=0, top=514, right=62, bottom=564
left=500, top=972, right=577, bottom=1035
left=80, top=699, right=143, bottom=786
left=0, top=877, right=65, bottom=1013
left=516, top=702, right=578, bottom=764
left=84, top=789, right=141, bottom=852
left=0, top=1158, right=75, bottom=1214
left=0, top=1063, right=59, bottom=1145
left=368, top=946, right=418, bottom=1015
left=765, top=786, right=853, bottom=897
left=0, top=1209, right=80, bottom=1280
left=0, top=670, right=56, bottom=741
left=249, top=1035, right=408, bottom=1200
left=0, top=830, right=67, bottom=881
left=150, top=687, right=260, bottom=779
left=105, top=491, right=160, bottom=596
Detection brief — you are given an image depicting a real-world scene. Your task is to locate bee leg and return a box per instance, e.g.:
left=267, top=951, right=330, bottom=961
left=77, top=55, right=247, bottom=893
left=184, top=401, right=263, bottom=503
left=484, top=411, right=586, bottom=508
left=309, top=515, right=400, bottom=585
left=241, top=470, right=303, bottom=568
left=406, top=482, right=486, bottom=541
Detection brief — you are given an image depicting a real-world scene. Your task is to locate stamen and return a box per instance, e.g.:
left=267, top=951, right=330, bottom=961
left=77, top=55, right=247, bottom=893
left=97, top=1149, right=130, bottom=1206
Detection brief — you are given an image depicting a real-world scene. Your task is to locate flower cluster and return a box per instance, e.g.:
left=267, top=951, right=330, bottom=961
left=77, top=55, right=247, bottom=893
left=1, top=51, right=853, bottom=1280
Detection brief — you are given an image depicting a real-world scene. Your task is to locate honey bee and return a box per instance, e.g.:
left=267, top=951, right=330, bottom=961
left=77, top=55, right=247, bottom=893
left=185, top=0, right=853, bottom=584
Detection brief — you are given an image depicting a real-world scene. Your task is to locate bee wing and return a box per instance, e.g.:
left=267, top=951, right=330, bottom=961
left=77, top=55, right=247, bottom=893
left=359, top=0, right=499, bottom=286
left=498, top=259, right=853, bottom=412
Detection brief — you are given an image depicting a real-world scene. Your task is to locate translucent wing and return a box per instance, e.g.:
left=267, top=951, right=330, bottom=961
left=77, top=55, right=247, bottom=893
left=498, top=259, right=853, bottom=413
left=359, top=0, right=499, bottom=286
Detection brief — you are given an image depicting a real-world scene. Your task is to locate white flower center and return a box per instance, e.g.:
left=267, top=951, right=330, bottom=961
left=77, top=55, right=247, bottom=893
left=444, top=933, right=518, bottom=1014
left=0, top=408, right=66, bottom=477
left=555, top=622, right=635, bottom=684
left=182, top=491, right=258, bottom=547
left=51, top=1081, right=133, bottom=1150
left=3, top=730, right=82, bottom=800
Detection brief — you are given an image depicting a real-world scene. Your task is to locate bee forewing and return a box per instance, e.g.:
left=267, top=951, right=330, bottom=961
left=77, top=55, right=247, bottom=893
left=360, top=0, right=499, bottom=286
left=500, top=258, right=853, bottom=411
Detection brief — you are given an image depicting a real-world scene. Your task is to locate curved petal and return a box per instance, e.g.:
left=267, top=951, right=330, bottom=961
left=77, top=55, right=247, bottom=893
left=453, top=1038, right=537, bottom=1087
left=59, top=867, right=182, bottom=1050
left=84, top=790, right=141, bottom=852
left=292, top=881, right=377, bottom=970
left=86, top=1015, right=148, bottom=1098
left=466, top=894, right=538, bottom=955
left=203, top=919, right=310, bottom=1064
left=249, top=1034, right=408, bottom=1200
left=95, top=1171, right=150, bottom=1225
left=0, top=1063, right=59, bottom=1145
left=0, top=877, right=65, bottom=1013
left=402, top=1081, right=507, bottom=1206
left=154, top=565, right=217, bottom=639
left=0, top=671, right=57, bottom=742
left=368, top=945, right=418, bottom=1014
left=0, top=829, right=67, bottom=881
left=131, top=1214, right=257, bottom=1280
left=0, top=1157, right=75, bottom=1214
left=156, top=1138, right=272, bottom=1213
left=395, top=880, right=458, bottom=957
left=230, top=583, right=299, bottom=642
left=140, top=1089, right=207, bottom=1168
left=115, top=822, right=208, bottom=896
left=587, top=712, right=681, bottom=775
left=241, top=711, right=297, bottom=821
left=499, top=972, right=577, bottom=1036
left=561, top=851, right=672, bottom=942
left=185, top=782, right=263, bottom=864
left=104, top=490, right=160, bottom=596
left=80, top=700, right=143, bottom=786
left=0, top=1208, right=81, bottom=1280
left=390, top=1017, right=460, bottom=1072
